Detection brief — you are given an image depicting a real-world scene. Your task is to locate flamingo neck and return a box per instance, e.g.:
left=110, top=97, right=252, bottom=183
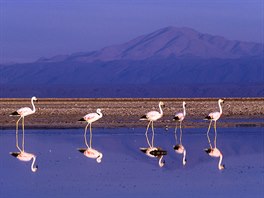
left=183, top=149, right=187, bottom=165
left=218, top=100, right=223, bottom=115
left=96, top=153, right=103, bottom=163
left=158, top=156, right=164, bottom=167
left=159, top=103, right=163, bottom=116
left=183, top=103, right=186, bottom=117
left=218, top=154, right=223, bottom=170
left=31, top=156, right=37, bottom=172
left=31, top=98, right=36, bottom=113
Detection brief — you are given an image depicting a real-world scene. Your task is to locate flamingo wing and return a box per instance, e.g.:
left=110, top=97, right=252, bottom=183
left=173, top=112, right=184, bottom=121
left=84, top=113, right=100, bottom=122
left=146, top=111, right=161, bottom=120
left=17, top=107, right=33, bottom=116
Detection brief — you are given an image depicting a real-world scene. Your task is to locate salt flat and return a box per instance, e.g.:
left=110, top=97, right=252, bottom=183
left=0, top=98, right=263, bottom=129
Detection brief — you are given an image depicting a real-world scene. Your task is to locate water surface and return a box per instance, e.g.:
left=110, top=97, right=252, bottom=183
left=0, top=127, right=263, bottom=198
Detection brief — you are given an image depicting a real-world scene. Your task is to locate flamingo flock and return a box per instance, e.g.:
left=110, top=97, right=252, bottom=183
left=8, top=97, right=226, bottom=171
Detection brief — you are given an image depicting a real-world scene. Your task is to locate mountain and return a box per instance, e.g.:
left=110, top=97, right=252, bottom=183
left=0, top=26, right=263, bottom=97
left=41, top=26, right=263, bottom=62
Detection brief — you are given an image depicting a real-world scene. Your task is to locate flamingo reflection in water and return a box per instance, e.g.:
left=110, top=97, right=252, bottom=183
left=173, top=101, right=187, bottom=166
left=78, top=109, right=103, bottom=163
left=9, top=96, right=38, bottom=172
left=204, top=99, right=225, bottom=170
left=140, top=102, right=167, bottom=167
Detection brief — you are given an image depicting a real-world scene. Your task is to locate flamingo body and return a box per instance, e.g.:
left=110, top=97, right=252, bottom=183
left=79, top=109, right=103, bottom=123
left=10, top=96, right=38, bottom=117
left=78, top=148, right=103, bottom=163
left=140, top=147, right=167, bottom=167
left=10, top=151, right=38, bottom=172
left=173, top=144, right=187, bottom=165
left=204, top=147, right=225, bottom=170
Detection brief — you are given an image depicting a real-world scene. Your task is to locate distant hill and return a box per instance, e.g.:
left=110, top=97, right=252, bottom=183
left=39, top=26, right=263, bottom=62
left=0, top=26, right=263, bottom=97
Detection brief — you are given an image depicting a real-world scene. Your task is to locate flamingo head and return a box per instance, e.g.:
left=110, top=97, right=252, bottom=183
left=32, top=96, right=38, bottom=102
left=219, top=164, right=225, bottom=170
left=158, top=156, right=165, bottom=167
left=159, top=101, right=165, bottom=108
left=32, top=165, right=38, bottom=172
left=96, top=153, right=103, bottom=163
left=219, top=99, right=224, bottom=104
left=96, top=109, right=102, bottom=114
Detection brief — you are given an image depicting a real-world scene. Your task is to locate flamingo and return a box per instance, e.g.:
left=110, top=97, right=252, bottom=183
left=79, top=109, right=103, bottom=148
left=204, top=147, right=225, bottom=170
left=140, top=101, right=165, bottom=148
left=10, top=151, right=38, bottom=172
left=204, top=99, right=224, bottom=148
left=10, top=96, right=38, bottom=152
left=140, top=147, right=167, bottom=167
left=78, top=109, right=103, bottom=163
left=173, top=144, right=187, bottom=166
left=78, top=148, right=103, bottom=163
left=173, top=101, right=187, bottom=166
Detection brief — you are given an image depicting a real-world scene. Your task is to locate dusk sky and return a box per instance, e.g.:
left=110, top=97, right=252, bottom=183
left=0, top=0, right=263, bottom=64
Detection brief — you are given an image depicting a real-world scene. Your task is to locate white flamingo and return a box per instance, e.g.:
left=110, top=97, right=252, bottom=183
left=78, top=148, right=103, bottom=163
left=173, top=144, right=187, bottom=166
left=140, top=101, right=165, bottom=148
left=204, top=99, right=224, bottom=148
left=140, top=147, right=167, bottom=167
left=10, top=151, right=38, bottom=172
left=173, top=101, right=187, bottom=166
left=10, top=96, right=38, bottom=152
left=204, top=147, right=225, bottom=170
left=78, top=109, right=103, bottom=163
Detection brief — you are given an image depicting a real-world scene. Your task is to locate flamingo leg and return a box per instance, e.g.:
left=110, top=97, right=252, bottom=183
left=179, top=121, right=183, bottom=145
left=151, top=121, right=155, bottom=147
left=90, top=123, right=93, bottom=148
left=174, top=122, right=178, bottom=144
left=145, top=121, right=151, bottom=147
left=206, top=120, right=213, bottom=149
left=16, top=117, right=22, bottom=152
left=22, top=117, right=25, bottom=151
left=214, top=121, right=217, bottom=148
left=84, top=123, right=90, bottom=148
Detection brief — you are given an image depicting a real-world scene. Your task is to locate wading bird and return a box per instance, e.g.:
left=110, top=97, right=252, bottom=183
left=173, top=101, right=187, bottom=166
left=140, top=147, right=167, bottom=167
left=78, top=148, right=103, bottom=163
left=140, top=101, right=165, bottom=148
left=10, top=151, right=38, bottom=172
left=78, top=109, right=103, bottom=163
left=10, top=96, right=38, bottom=152
left=204, top=147, right=225, bottom=170
left=204, top=99, right=224, bottom=149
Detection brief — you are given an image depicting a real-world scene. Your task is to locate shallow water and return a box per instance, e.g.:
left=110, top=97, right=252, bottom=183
left=0, top=127, right=263, bottom=198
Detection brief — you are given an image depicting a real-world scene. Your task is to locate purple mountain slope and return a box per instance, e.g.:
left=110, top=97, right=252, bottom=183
left=0, top=26, right=263, bottom=97
left=41, top=26, right=263, bottom=62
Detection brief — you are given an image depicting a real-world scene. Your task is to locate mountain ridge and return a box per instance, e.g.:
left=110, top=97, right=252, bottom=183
left=0, top=26, right=263, bottom=97
left=38, top=26, right=263, bottom=63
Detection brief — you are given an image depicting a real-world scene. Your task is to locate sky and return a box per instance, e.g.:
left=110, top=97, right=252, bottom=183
left=0, top=0, right=263, bottom=64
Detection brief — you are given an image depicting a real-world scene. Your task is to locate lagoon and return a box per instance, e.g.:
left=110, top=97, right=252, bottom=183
left=0, top=127, right=263, bottom=198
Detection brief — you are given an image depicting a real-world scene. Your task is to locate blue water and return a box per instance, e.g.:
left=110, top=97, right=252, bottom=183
left=0, top=127, right=263, bottom=198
